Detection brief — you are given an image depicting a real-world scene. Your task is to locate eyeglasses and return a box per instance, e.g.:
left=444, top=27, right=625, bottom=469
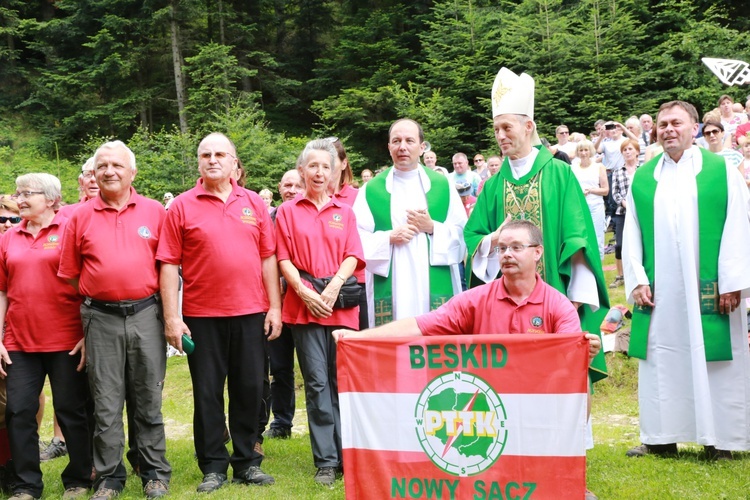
left=496, top=244, right=539, bottom=254
left=0, top=216, right=21, bottom=224
left=474, top=158, right=484, bottom=163
left=82, top=171, right=94, bottom=178
left=11, top=191, right=44, bottom=200
left=199, top=151, right=236, bottom=161
left=703, top=129, right=721, bottom=137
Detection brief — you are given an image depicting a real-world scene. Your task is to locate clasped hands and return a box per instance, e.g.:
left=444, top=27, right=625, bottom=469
left=390, top=209, right=434, bottom=245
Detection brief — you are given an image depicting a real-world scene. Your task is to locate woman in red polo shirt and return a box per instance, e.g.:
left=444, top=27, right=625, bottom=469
left=0, top=174, right=92, bottom=499
left=276, top=139, right=365, bottom=487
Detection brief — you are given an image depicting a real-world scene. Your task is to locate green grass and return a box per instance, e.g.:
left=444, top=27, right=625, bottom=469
left=31, top=236, right=750, bottom=498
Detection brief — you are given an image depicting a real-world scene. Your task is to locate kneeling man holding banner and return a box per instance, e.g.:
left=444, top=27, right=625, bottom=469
left=334, top=220, right=601, bottom=499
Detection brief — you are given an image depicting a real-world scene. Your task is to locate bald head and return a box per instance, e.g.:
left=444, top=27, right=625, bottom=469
left=278, top=169, right=302, bottom=202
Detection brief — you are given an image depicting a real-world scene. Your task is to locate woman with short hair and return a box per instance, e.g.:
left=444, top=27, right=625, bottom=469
left=0, top=173, right=92, bottom=499
left=275, top=139, right=364, bottom=486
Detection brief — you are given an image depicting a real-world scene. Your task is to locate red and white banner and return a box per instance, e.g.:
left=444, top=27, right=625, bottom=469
left=338, top=333, right=589, bottom=499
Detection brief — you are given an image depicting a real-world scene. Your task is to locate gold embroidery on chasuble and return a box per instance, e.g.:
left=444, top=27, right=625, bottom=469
left=503, top=173, right=546, bottom=279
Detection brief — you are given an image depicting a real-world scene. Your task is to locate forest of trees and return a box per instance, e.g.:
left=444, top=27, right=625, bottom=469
left=0, top=0, right=748, bottom=201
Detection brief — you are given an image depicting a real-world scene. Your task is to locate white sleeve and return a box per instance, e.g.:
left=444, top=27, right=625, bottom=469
left=429, top=186, right=467, bottom=266
left=622, top=189, right=649, bottom=303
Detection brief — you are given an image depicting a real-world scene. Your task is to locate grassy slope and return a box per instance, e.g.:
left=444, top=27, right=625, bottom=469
left=34, top=233, right=750, bottom=499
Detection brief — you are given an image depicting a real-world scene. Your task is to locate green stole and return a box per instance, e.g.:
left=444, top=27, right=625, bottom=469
left=629, top=149, right=731, bottom=361
left=365, top=166, right=454, bottom=326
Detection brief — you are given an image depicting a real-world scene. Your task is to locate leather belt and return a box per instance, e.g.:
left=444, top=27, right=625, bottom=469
left=84, top=294, right=159, bottom=317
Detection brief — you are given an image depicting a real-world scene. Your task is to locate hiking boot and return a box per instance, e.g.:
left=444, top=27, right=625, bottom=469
left=263, top=427, right=291, bottom=439
left=233, top=466, right=274, bottom=486
left=609, top=276, right=624, bottom=289
left=40, top=437, right=68, bottom=462
left=143, top=480, right=168, bottom=498
left=626, top=443, right=678, bottom=457
left=9, top=492, right=39, bottom=500
left=62, top=487, right=89, bottom=500
left=704, top=445, right=733, bottom=461
left=89, top=486, right=120, bottom=500
left=196, top=473, right=227, bottom=493
left=314, top=467, right=336, bottom=486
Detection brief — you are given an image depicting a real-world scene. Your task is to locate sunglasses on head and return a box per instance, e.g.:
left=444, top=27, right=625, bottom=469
left=0, top=216, right=21, bottom=224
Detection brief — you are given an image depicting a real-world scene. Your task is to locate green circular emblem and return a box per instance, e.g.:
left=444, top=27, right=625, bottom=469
left=414, top=371, right=508, bottom=476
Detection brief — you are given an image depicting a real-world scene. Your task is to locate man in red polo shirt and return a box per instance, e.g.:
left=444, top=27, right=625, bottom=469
left=58, top=140, right=171, bottom=500
left=334, top=220, right=596, bottom=345
left=156, top=133, right=282, bottom=493
left=334, top=219, right=601, bottom=500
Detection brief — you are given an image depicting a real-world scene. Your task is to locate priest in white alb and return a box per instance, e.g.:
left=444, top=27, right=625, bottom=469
left=352, top=118, right=467, bottom=327
left=624, top=100, right=750, bottom=459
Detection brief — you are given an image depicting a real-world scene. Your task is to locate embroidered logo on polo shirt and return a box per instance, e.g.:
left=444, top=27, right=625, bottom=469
left=328, top=213, right=344, bottom=230
left=43, top=234, right=60, bottom=250
left=138, top=226, right=152, bottom=239
left=240, top=207, right=257, bottom=225
left=531, top=316, right=543, bottom=327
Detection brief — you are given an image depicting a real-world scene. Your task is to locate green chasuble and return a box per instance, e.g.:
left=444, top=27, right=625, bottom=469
left=629, top=149, right=731, bottom=361
left=464, top=146, right=609, bottom=383
left=365, top=166, right=455, bottom=326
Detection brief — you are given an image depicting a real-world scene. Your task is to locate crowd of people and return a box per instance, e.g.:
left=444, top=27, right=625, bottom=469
left=0, top=66, right=748, bottom=500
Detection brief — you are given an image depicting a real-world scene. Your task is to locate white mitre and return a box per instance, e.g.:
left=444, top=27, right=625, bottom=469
left=491, top=67, right=540, bottom=145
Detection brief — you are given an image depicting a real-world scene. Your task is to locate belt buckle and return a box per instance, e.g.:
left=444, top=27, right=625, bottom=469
left=123, top=304, right=136, bottom=316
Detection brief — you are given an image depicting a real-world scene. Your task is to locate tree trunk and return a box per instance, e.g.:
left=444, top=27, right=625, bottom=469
left=170, top=0, right=189, bottom=134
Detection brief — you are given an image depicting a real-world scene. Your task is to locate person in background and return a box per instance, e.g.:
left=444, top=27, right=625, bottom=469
left=360, top=169, right=373, bottom=184
left=259, top=189, right=274, bottom=213
left=327, top=138, right=369, bottom=331
left=0, top=174, right=93, bottom=500
left=625, top=116, right=647, bottom=165
left=554, top=125, right=577, bottom=159
left=718, top=95, right=744, bottom=147
left=163, top=193, right=174, bottom=210
left=263, top=169, right=303, bottom=442
left=738, top=134, right=750, bottom=188
left=422, top=151, right=449, bottom=177
left=477, top=155, right=502, bottom=195
left=0, top=195, right=20, bottom=493
left=608, top=139, right=639, bottom=289
left=571, top=140, right=608, bottom=259
left=275, top=139, right=364, bottom=486
left=473, top=154, right=489, bottom=181
left=701, top=120, right=744, bottom=170
left=0, top=198, right=20, bottom=236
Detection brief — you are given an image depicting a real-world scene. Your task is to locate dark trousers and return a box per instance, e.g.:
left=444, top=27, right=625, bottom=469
left=268, top=326, right=295, bottom=431
left=185, top=314, right=266, bottom=475
left=6, top=351, right=92, bottom=498
left=357, top=284, right=368, bottom=331
left=257, top=340, right=271, bottom=440
left=291, top=324, right=342, bottom=468
left=613, top=213, right=626, bottom=260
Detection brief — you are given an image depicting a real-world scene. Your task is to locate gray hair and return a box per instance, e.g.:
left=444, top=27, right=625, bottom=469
left=298, top=139, right=337, bottom=171
left=452, top=152, right=468, bottom=162
left=16, top=173, right=62, bottom=210
left=94, top=140, right=136, bottom=172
